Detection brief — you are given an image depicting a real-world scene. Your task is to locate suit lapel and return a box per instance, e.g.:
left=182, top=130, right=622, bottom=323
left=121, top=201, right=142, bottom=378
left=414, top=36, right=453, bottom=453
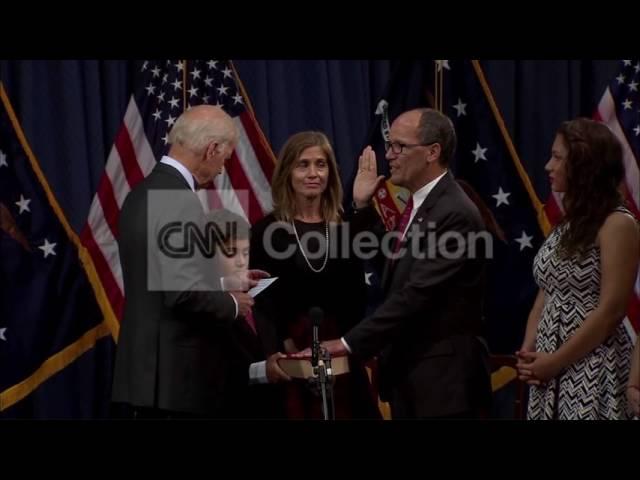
left=382, top=172, right=455, bottom=292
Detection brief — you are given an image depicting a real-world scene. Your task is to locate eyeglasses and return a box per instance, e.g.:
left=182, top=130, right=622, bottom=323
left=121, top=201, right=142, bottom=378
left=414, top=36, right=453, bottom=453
left=384, top=141, right=435, bottom=155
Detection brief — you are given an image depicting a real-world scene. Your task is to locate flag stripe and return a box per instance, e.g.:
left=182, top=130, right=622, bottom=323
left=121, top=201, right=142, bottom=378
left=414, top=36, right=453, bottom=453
left=233, top=117, right=273, bottom=214
left=115, top=127, right=145, bottom=189
left=225, top=151, right=264, bottom=224
left=213, top=170, right=249, bottom=221
left=104, top=146, right=131, bottom=208
left=597, top=90, right=640, bottom=209
left=124, top=98, right=157, bottom=178
left=206, top=187, right=224, bottom=212
left=239, top=111, right=276, bottom=179
left=622, top=182, right=640, bottom=220
left=80, top=225, right=124, bottom=322
left=85, top=197, right=124, bottom=291
left=95, top=173, right=120, bottom=238
left=596, top=85, right=640, bottom=335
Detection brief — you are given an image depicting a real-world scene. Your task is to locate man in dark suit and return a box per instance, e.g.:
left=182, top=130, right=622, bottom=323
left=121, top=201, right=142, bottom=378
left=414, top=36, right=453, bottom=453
left=111, top=105, right=288, bottom=418
left=305, top=108, right=492, bottom=418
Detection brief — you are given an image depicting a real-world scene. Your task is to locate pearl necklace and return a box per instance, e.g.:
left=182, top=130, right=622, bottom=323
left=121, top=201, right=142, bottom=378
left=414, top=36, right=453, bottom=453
left=291, top=220, right=329, bottom=273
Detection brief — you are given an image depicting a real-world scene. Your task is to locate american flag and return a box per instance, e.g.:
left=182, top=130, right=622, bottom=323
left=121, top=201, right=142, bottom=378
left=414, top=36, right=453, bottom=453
left=79, top=60, right=276, bottom=336
left=544, top=59, right=640, bottom=340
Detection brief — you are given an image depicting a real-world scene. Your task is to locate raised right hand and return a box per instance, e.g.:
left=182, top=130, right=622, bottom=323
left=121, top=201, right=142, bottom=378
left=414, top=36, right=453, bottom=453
left=353, top=146, right=385, bottom=208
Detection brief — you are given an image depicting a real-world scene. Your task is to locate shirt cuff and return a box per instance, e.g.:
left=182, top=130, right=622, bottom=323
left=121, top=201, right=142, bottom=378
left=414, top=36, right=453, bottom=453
left=249, top=360, right=268, bottom=385
left=341, top=337, right=352, bottom=354
left=229, top=293, right=238, bottom=319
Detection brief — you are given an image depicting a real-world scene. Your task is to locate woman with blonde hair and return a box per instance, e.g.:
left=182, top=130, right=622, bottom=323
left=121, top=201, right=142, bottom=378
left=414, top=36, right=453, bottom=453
left=250, top=131, right=380, bottom=419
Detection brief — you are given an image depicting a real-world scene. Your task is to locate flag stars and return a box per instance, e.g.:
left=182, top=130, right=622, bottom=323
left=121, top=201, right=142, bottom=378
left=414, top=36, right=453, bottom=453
left=202, top=95, right=210, bottom=104
left=207, top=60, right=218, bottom=70
left=515, top=231, right=533, bottom=251
left=629, top=80, right=639, bottom=92
left=204, top=76, right=213, bottom=87
left=141, top=61, right=149, bottom=71
left=623, top=60, right=632, bottom=67
left=152, top=109, right=162, bottom=121
left=162, top=133, right=170, bottom=145
left=472, top=142, right=488, bottom=162
left=0, top=150, right=7, bottom=168
left=492, top=187, right=511, bottom=207
left=162, top=73, right=169, bottom=84
left=175, top=61, right=184, bottom=72
left=188, top=86, right=199, bottom=98
left=145, top=83, right=156, bottom=96
left=221, top=67, right=233, bottom=79
left=635, top=62, right=640, bottom=73
left=38, top=239, right=57, bottom=258
left=165, top=115, right=176, bottom=128
left=151, top=66, right=161, bottom=78
left=232, top=93, right=243, bottom=104
left=0, top=328, right=6, bottom=341
left=623, top=99, right=633, bottom=110
left=616, top=74, right=626, bottom=85
left=168, top=97, right=180, bottom=110
left=156, top=92, right=166, bottom=103
left=171, top=79, right=182, bottom=91
left=217, top=84, right=229, bottom=96
left=453, top=98, right=467, bottom=117
left=190, top=68, right=201, bottom=80
left=15, top=194, right=31, bottom=214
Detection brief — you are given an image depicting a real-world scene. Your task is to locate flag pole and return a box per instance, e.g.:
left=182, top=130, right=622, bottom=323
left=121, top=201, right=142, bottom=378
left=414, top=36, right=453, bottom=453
left=182, top=60, right=188, bottom=110
left=434, top=61, right=440, bottom=112
left=434, top=60, right=444, bottom=112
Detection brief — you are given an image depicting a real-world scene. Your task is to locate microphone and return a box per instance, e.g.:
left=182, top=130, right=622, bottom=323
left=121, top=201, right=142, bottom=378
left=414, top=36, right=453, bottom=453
left=309, top=307, right=323, bottom=367
left=309, top=306, right=323, bottom=328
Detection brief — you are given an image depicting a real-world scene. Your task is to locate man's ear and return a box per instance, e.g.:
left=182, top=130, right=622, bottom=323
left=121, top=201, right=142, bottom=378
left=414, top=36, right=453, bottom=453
left=426, top=143, right=442, bottom=164
left=205, top=141, right=218, bottom=159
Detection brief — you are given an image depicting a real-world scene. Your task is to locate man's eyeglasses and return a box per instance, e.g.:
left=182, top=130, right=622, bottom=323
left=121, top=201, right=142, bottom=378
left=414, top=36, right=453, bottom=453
left=384, top=141, right=435, bottom=155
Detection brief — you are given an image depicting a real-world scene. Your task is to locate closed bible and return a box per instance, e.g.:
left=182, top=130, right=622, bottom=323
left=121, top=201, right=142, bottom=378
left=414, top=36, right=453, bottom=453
left=277, top=354, right=350, bottom=379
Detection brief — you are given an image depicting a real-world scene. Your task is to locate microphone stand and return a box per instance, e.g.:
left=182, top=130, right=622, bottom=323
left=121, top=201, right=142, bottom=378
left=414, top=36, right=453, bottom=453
left=310, top=324, right=335, bottom=420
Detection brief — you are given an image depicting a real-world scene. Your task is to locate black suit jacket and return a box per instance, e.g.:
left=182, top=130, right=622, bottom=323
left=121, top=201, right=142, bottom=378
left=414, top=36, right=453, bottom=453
left=344, top=172, right=492, bottom=417
left=111, top=162, right=238, bottom=416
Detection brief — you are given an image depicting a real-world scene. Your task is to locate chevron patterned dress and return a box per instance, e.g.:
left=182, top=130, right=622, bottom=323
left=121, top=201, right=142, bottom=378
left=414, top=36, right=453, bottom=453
left=527, top=208, right=635, bottom=420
